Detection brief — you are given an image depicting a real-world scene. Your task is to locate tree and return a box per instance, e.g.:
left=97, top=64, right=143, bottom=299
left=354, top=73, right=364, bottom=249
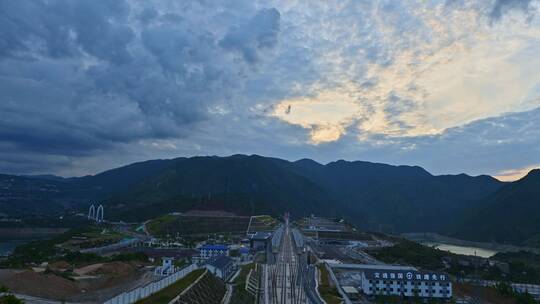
left=495, top=282, right=513, bottom=296
left=0, top=294, right=24, bottom=304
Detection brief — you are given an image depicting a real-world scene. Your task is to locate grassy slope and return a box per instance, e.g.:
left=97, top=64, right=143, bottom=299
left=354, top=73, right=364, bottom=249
left=147, top=213, right=252, bottom=237
left=317, top=264, right=342, bottom=304
left=230, top=263, right=256, bottom=304
left=370, top=239, right=447, bottom=271
left=146, top=214, right=177, bottom=235
left=135, top=269, right=205, bottom=304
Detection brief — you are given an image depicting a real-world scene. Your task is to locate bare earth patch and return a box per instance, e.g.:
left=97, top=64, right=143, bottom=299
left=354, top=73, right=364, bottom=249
left=0, top=261, right=144, bottom=302
left=2, top=270, right=81, bottom=300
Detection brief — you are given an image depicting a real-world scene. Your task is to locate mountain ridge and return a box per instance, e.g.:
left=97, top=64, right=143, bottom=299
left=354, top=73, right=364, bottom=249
left=0, top=154, right=509, bottom=236
left=454, top=168, right=540, bottom=247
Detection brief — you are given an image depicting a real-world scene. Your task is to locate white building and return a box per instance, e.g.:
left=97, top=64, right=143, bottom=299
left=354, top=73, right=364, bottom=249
left=154, top=257, right=175, bottom=276
left=199, top=244, right=229, bottom=259
left=205, top=255, right=235, bottom=280
left=330, top=264, right=452, bottom=300
left=360, top=268, right=452, bottom=299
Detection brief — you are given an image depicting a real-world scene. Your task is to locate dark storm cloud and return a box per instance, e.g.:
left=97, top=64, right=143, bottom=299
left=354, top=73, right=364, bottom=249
left=0, top=0, right=133, bottom=63
left=220, top=8, right=281, bottom=64
left=0, top=1, right=282, bottom=172
left=1, top=0, right=539, bottom=177
left=0, top=147, right=73, bottom=175
left=138, top=8, right=159, bottom=25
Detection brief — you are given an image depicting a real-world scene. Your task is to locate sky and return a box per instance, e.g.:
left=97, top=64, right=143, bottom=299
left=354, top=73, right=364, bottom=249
left=1, top=0, right=540, bottom=180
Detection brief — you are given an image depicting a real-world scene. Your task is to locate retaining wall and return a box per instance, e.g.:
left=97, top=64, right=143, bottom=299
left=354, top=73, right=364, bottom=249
left=103, top=264, right=198, bottom=304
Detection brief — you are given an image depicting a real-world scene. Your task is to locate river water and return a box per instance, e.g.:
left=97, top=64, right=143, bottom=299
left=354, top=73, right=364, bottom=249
left=0, top=240, right=29, bottom=256
left=424, top=242, right=498, bottom=258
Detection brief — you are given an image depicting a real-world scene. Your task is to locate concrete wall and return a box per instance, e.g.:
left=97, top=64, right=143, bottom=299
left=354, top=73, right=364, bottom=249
left=103, top=264, right=198, bottom=304
left=324, top=262, right=353, bottom=304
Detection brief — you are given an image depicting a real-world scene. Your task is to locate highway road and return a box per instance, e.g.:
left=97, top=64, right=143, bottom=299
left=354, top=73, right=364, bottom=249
left=264, top=222, right=323, bottom=304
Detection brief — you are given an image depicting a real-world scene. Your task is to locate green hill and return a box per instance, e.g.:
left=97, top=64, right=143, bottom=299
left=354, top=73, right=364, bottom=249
left=0, top=155, right=505, bottom=235
left=455, top=169, right=540, bottom=246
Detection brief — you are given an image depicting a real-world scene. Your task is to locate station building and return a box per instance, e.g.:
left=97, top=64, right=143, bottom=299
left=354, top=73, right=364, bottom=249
left=330, top=263, right=452, bottom=300
left=360, top=267, right=452, bottom=299
left=249, top=232, right=272, bottom=251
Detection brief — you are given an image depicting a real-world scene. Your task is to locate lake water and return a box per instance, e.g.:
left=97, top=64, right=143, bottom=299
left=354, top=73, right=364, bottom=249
left=0, top=240, right=29, bottom=256
left=424, top=242, right=498, bottom=258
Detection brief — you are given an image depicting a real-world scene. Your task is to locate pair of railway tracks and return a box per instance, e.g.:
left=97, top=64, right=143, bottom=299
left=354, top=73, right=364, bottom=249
left=266, top=226, right=308, bottom=304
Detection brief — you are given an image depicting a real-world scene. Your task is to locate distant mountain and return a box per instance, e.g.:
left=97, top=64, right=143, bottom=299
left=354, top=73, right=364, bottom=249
left=455, top=169, right=540, bottom=247
left=72, top=159, right=174, bottom=196
left=23, top=174, right=67, bottom=182
left=0, top=174, right=81, bottom=215
left=0, top=160, right=175, bottom=217
left=0, top=155, right=505, bottom=234
left=285, top=159, right=503, bottom=232
left=109, top=155, right=336, bottom=219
